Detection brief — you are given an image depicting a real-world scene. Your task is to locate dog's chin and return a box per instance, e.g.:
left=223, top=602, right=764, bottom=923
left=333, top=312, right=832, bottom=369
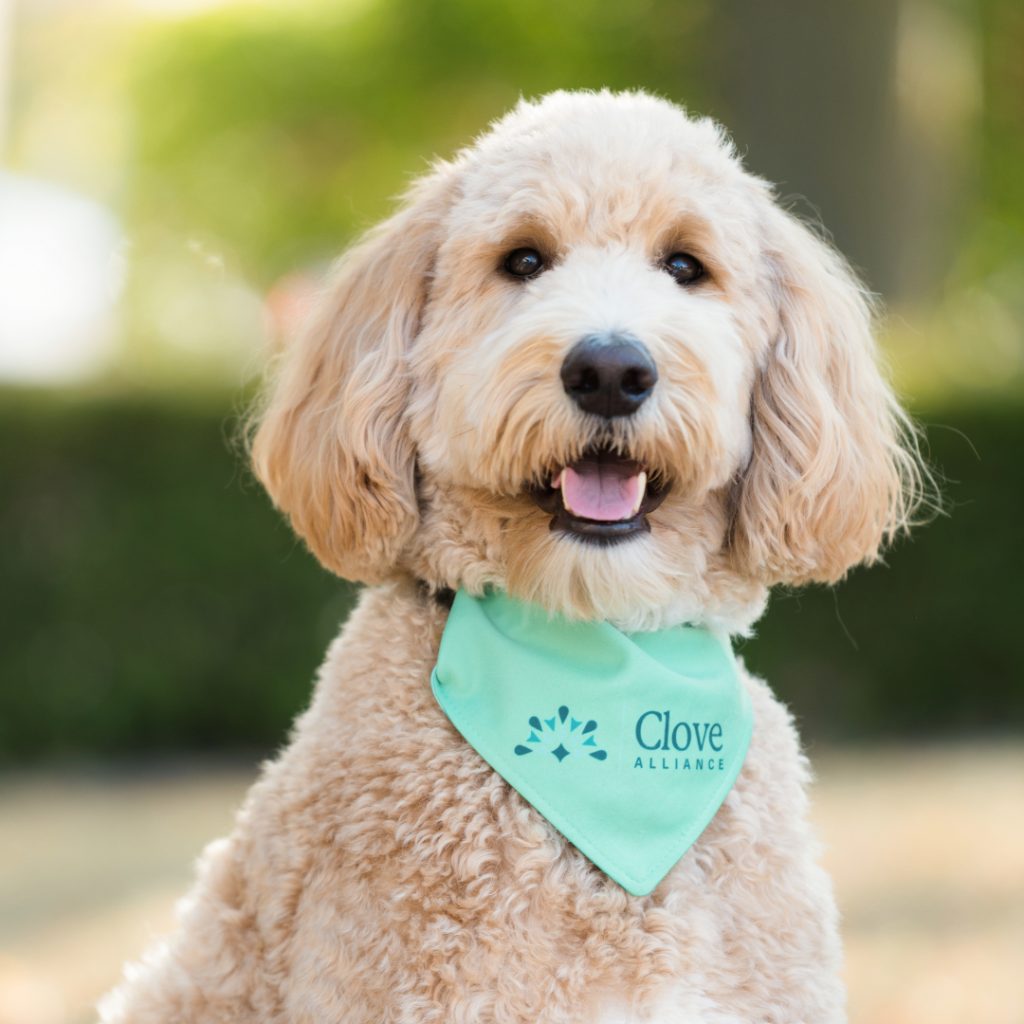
left=526, top=445, right=671, bottom=546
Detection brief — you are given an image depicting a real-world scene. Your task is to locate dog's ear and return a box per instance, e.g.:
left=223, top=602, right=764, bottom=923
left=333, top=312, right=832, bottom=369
left=251, top=163, right=458, bottom=583
left=730, top=203, right=923, bottom=585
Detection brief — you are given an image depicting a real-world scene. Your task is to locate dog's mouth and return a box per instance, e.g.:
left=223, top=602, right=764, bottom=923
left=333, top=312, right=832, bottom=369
left=528, top=446, right=671, bottom=544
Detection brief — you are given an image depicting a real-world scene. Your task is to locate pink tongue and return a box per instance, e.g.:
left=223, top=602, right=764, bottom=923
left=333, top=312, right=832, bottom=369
left=560, top=463, right=643, bottom=521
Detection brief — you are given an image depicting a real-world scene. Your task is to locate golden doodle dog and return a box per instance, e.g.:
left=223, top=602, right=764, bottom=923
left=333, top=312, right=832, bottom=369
left=102, top=90, right=923, bottom=1023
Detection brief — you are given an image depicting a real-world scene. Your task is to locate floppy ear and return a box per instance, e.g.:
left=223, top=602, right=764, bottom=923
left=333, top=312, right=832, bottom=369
left=251, top=163, right=457, bottom=583
left=730, top=203, right=923, bottom=585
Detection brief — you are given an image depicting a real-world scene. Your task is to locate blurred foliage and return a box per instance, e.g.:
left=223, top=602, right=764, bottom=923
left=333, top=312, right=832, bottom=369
left=978, top=0, right=1024, bottom=261
left=116, top=0, right=1020, bottom=397
left=126, top=0, right=707, bottom=286
left=9, top=0, right=1022, bottom=394
left=0, top=391, right=1020, bottom=763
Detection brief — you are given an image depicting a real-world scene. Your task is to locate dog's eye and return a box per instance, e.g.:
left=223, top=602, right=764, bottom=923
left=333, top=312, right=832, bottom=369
left=663, top=252, right=705, bottom=285
left=503, top=248, right=545, bottom=279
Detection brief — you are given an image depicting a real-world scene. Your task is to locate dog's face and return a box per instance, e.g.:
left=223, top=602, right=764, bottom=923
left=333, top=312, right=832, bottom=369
left=253, top=91, right=921, bottom=631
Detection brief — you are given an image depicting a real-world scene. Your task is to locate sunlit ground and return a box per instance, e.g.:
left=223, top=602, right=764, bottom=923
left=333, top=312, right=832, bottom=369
left=1, top=743, right=1021, bottom=1024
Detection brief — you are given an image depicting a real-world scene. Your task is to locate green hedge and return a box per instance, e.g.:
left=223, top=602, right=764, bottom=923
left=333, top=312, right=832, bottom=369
left=741, top=399, right=1024, bottom=741
left=0, top=391, right=1019, bottom=763
left=0, top=392, right=355, bottom=763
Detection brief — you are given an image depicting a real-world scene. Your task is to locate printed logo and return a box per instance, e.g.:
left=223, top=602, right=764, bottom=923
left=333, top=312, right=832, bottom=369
left=632, top=710, right=727, bottom=771
left=514, top=704, right=607, bottom=762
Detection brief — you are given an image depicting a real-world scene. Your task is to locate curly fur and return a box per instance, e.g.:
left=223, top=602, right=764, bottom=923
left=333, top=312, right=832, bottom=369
left=101, top=89, right=924, bottom=1023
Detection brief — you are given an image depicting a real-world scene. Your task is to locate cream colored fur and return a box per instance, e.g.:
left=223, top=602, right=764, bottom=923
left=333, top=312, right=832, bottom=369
left=101, top=90, right=924, bottom=1023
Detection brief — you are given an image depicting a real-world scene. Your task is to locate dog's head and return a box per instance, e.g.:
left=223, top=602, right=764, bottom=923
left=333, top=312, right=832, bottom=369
left=252, top=91, right=923, bottom=632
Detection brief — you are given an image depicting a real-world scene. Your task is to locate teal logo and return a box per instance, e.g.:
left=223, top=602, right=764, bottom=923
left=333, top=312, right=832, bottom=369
left=514, top=704, right=607, bottom=762
left=635, top=711, right=724, bottom=752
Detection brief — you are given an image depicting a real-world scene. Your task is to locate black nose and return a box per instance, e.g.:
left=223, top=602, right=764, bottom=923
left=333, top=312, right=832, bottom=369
left=560, top=335, right=658, bottom=418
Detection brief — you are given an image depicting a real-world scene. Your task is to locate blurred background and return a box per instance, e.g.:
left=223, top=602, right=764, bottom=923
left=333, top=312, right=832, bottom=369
left=0, top=0, right=1021, bottom=1021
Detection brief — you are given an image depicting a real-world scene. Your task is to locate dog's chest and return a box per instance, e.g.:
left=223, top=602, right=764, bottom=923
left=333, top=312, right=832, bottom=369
left=277, top=590, right=839, bottom=1023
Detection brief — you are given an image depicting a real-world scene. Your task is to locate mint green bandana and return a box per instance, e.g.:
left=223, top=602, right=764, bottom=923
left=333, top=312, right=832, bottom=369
left=430, top=589, right=753, bottom=896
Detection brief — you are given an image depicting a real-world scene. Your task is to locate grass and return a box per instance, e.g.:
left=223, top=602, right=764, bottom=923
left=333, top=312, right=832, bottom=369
left=1, top=743, right=1022, bottom=1024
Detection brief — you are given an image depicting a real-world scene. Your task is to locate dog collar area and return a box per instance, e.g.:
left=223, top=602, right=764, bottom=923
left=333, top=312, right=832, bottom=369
left=429, top=588, right=753, bottom=896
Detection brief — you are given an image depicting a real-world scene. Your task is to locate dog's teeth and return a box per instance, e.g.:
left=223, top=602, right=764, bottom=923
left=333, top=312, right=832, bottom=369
left=630, top=471, right=648, bottom=517
left=552, top=470, right=563, bottom=489
left=561, top=482, right=575, bottom=514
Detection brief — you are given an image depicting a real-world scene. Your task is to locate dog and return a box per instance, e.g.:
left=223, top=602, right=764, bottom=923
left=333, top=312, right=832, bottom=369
left=101, top=90, right=923, bottom=1023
